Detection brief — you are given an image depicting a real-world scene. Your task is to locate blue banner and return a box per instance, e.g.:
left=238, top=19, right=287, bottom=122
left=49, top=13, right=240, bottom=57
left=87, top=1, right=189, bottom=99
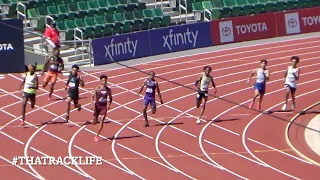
left=0, top=19, right=25, bottom=73
left=148, top=22, right=213, bottom=55
left=92, top=31, right=151, bottom=66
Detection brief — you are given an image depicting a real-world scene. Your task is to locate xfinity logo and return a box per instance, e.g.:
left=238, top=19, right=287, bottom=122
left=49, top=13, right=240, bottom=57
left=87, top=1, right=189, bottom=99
left=0, top=43, right=14, bottom=51
left=104, top=38, right=137, bottom=60
left=162, top=28, right=198, bottom=51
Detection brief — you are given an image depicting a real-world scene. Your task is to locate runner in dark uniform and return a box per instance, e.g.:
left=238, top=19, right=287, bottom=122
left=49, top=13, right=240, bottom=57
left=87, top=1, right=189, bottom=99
left=42, top=49, right=64, bottom=101
left=137, top=71, right=163, bottom=127
left=91, top=75, right=112, bottom=142
left=65, top=65, right=84, bottom=122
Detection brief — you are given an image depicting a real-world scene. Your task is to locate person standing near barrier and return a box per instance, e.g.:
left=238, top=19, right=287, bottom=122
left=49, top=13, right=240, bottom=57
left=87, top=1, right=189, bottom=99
left=282, top=56, right=300, bottom=110
left=247, top=60, right=270, bottom=110
left=41, top=49, right=64, bottom=101
left=19, top=65, right=39, bottom=126
left=44, top=21, right=60, bottom=56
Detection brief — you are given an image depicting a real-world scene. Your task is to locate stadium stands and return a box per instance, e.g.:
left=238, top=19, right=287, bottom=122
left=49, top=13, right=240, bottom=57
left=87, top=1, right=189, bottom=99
left=1, top=0, right=172, bottom=40
left=192, top=0, right=320, bottom=20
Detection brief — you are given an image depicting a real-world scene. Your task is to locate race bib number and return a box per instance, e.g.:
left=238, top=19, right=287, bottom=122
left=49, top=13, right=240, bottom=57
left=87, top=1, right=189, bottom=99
left=69, top=82, right=75, bottom=88
left=50, top=64, right=58, bottom=70
left=288, top=77, right=295, bottom=82
left=25, top=83, right=33, bottom=88
left=146, top=88, right=153, bottom=93
left=99, top=97, right=107, bottom=102
left=202, top=84, right=208, bottom=89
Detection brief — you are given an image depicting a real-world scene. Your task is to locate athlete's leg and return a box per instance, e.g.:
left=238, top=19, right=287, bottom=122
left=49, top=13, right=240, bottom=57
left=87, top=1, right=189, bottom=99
left=282, top=85, right=291, bottom=110
left=66, top=96, right=72, bottom=122
left=143, top=97, right=149, bottom=127
left=42, top=74, right=51, bottom=88
left=151, top=99, right=157, bottom=114
left=291, top=87, right=297, bottom=109
left=257, top=93, right=264, bottom=110
left=92, top=104, right=99, bottom=125
left=197, top=96, right=208, bottom=123
left=48, top=74, right=58, bottom=100
left=30, top=94, right=36, bottom=109
left=72, top=94, right=81, bottom=111
left=21, top=94, right=28, bottom=125
left=95, top=114, right=106, bottom=142
left=196, top=92, right=202, bottom=108
left=249, top=89, right=260, bottom=108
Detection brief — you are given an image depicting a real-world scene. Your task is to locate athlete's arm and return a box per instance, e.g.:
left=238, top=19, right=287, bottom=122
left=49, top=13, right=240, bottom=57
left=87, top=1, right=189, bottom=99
left=33, top=75, right=39, bottom=89
left=41, top=59, right=50, bottom=75
left=211, top=77, right=217, bottom=94
left=137, top=80, right=146, bottom=96
left=294, top=68, right=300, bottom=81
left=247, top=69, right=256, bottom=84
left=156, top=82, right=163, bottom=104
left=59, top=59, right=64, bottom=71
left=194, top=74, right=202, bottom=88
left=284, top=68, right=288, bottom=78
left=79, top=75, right=84, bottom=87
left=91, top=87, right=98, bottom=108
left=19, top=75, right=26, bottom=90
left=107, top=88, right=112, bottom=109
left=65, top=74, right=71, bottom=90
left=265, top=70, right=270, bottom=81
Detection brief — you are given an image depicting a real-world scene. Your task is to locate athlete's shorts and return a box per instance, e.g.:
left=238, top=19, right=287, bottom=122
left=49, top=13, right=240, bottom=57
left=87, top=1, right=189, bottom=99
left=254, top=83, right=266, bottom=95
left=196, top=90, right=208, bottom=101
left=23, top=92, right=36, bottom=101
left=144, top=96, right=156, bottom=108
left=93, top=104, right=107, bottom=117
left=285, top=84, right=297, bottom=93
left=67, top=92, right=79, bottom=104
left=44, top=71, right=58, bottom=83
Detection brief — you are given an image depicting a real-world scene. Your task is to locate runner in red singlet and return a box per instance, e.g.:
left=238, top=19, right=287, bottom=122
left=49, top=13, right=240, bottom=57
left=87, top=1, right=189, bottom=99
left=91, top=75, right=112, bottom=142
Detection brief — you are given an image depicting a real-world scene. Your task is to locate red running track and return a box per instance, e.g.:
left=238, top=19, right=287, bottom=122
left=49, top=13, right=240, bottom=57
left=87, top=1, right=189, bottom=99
left=0, top=35, right=320, bottom=179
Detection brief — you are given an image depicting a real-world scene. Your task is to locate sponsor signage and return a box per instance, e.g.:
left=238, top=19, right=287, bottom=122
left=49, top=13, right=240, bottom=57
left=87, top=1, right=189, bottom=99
left=0, top=19, right=25, bottom=73
left=211, top=13, right=278, bottom=45
left=149, top=22, right=213, bottom=55
left=92, top=31, right=151, bottom=66
left=276, top=7, right=320, bottom=36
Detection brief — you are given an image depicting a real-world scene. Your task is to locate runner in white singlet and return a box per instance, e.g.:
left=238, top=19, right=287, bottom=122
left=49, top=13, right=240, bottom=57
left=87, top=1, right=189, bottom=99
left=195, top=66, right=217, bottom=124
left=247, top=60, right=270, bottom=110
left=282, top=56, right=300, bottom=110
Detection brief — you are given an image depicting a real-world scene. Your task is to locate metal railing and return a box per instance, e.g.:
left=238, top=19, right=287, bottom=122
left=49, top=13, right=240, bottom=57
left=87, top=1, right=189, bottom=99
left=204, top=9, right=211, bottom=22
left=179, top=0, right=188, bottom=23
left=74, top=28, right=85, bottom=60
left=16, top=2, right=27, bottom=27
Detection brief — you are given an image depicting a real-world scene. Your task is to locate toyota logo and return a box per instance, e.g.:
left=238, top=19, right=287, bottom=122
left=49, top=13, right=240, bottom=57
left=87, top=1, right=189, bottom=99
left=288, top=18, right=297, bottom=28
left=222, top=27, right=231, bottom=36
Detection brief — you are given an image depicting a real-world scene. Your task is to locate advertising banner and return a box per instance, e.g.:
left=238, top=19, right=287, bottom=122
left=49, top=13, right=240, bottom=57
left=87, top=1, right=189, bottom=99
left=211, top=13, right=278, bottom=45
left=0, top=19, right=25, bottom=73
left=149, top=22, right=213, bottom=55
left=92, top=30, right=151, bottom=66
left=276, top=7, right=320, bottom=36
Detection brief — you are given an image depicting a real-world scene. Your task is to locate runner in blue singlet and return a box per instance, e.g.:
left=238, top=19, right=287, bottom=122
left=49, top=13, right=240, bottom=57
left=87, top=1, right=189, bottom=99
left=247, top=59, right=270, bottom=110
left=137, top=71, right=163, bottom=127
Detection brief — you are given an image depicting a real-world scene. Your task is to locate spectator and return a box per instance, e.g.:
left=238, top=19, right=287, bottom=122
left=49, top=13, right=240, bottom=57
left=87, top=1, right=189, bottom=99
left=44, top=21, right=60, bottom=57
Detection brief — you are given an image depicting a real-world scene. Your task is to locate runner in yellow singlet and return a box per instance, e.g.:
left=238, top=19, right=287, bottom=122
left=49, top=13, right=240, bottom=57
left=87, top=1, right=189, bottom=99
left=19, top=64, right=39, bottom=126
left=194, top=66, right=217, bottom=124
